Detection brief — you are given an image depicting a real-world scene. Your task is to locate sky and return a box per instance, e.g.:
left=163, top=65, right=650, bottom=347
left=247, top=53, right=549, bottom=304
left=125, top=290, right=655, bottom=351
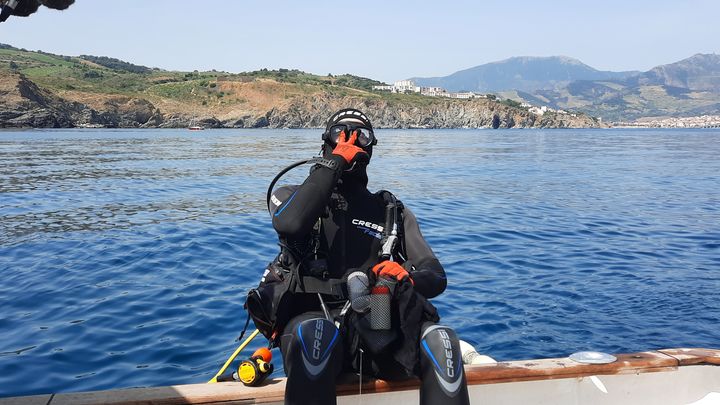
left=0, top=0, right=718, bottom=83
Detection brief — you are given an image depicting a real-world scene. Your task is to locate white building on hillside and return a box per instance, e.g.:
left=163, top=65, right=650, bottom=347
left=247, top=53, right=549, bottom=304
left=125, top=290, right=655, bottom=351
left=449, top=92, right=479, bottom=99
left=371, top=80, right=490, bottom=100
left=372, top=80, right=419, bottom=93
left=393, top=80, right=418, bottom=93
left=529, top=106, right=547, bottom=115
left=420, top=87, right=446, bottom=97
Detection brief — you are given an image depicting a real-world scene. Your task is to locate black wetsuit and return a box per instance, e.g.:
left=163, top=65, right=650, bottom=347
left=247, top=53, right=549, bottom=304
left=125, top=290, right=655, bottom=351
left=269, top=154, right=447, bottom=298
left=265, top=153, right=468, bottom=405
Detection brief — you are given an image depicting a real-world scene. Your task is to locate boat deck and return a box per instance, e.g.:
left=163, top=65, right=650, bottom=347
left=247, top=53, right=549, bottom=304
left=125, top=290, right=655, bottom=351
left=2, top=348, right=719, bottom=405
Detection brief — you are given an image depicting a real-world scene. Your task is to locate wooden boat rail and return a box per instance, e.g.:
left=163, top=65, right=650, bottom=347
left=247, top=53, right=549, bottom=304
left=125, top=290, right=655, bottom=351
left=2, top=348, right=719, bottom=405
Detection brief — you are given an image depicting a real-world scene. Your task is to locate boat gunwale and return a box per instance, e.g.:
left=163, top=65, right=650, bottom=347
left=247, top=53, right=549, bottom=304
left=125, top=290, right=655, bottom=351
left=3, top=348, right=719, bottom=405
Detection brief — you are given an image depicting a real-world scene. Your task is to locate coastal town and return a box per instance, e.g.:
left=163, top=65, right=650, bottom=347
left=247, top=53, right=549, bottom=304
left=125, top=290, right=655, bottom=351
left=614, top=115, right=720, bottom=128
left=374, top=80, right=720, bottom=127
left=372, top=80, right=485, bottom=99
left=372, top=80, right=574, bottom=117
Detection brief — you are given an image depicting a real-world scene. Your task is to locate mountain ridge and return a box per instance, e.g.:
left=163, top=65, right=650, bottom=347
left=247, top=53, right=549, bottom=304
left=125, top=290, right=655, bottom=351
left=412, top=53, right=720, bottom=121
left=532, top=53, right=720, bottom=120
left=411, top=56, right=639, bottom=93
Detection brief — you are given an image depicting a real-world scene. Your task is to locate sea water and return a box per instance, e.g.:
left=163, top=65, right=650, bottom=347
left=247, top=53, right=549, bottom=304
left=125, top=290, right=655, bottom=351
left=1, top=128, right=719, bottom=397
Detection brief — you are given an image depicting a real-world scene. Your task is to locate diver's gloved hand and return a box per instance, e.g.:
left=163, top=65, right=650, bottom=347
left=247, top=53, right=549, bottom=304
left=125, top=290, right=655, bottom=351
left=332, top=130, right=368, bottom=165
left=372, top=260, right=414, bottom=285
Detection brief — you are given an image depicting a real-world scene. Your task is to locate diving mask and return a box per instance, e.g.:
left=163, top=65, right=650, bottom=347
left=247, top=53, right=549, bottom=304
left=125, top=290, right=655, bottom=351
left=326, top=124, right=376, bottom=148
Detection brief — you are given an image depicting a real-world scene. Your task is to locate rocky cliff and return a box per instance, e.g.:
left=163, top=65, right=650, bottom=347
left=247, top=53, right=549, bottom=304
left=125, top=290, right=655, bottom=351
left=264, top=93, right=597, bottom=129
left=0, top=73, right=601, bottom=129
left=0, top=72, right=165, bottom=128
left=0, top=72, right=78, bottom=127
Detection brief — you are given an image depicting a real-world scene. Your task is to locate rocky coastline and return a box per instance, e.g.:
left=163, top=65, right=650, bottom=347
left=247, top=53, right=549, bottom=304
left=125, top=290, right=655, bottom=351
left=1, top=73, right=603, bottom=130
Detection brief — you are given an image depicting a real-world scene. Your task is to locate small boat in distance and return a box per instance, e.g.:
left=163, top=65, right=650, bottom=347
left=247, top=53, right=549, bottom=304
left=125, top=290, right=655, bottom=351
left=188, top=126, right=205, bottom=131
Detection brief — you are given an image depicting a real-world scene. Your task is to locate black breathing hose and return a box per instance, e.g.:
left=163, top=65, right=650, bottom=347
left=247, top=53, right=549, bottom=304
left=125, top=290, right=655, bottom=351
left=266, top=159, right=313, bottom=212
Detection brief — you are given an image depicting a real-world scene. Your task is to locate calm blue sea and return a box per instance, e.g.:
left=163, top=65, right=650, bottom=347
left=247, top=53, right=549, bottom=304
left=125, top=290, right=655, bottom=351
left=1, top=128, right=719, bottom=397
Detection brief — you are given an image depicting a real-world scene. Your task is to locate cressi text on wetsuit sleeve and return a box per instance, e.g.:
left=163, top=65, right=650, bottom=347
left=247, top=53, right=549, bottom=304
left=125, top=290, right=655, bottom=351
left=402, top=207, right=447, bottom=299
left=269, top=155, right=347, bottom=238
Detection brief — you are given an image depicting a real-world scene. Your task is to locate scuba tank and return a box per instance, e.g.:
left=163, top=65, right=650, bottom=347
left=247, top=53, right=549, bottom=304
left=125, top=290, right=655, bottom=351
left=369, top=192, right=402, bottom=330
left=379, top=192, right=399, bottom=261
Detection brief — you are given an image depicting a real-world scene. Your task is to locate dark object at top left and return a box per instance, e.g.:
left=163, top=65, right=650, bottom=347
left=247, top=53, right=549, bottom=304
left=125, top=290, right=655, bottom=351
left=1, top=0, right=75, bottom=23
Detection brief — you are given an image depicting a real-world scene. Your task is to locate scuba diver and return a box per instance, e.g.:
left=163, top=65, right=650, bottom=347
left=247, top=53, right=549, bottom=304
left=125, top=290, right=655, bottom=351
left=247, top=108, right=470, bottom=405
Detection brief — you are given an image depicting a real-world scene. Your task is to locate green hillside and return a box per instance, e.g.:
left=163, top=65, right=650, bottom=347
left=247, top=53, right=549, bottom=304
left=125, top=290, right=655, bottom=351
left=0, top=44, right=385, bottom=102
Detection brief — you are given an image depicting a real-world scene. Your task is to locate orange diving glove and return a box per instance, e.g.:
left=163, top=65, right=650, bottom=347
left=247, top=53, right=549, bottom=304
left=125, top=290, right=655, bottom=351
left=372, top=260, right=413, bottom=285
left=332, top=130, right=368, bottom=164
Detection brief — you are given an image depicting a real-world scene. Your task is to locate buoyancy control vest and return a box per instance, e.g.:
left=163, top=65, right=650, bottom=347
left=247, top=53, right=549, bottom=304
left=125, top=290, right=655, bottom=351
left=246, top=157, right=406, bottom=344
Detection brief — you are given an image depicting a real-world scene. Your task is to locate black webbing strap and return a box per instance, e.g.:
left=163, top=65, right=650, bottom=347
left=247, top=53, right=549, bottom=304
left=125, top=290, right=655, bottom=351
left=235, top=311, right=252, bottom=342
left=310, top=157, right=339, bottom=171
left=298, top=276, right=347, bottom=299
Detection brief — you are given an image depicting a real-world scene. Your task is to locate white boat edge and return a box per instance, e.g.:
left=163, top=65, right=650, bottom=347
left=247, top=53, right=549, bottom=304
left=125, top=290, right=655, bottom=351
left=2, top=348, right=719, bottom=405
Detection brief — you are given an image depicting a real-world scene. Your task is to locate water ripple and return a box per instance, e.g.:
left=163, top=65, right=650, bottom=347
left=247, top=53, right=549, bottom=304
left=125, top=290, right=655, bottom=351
left=1, top=128, right=719, bottom=397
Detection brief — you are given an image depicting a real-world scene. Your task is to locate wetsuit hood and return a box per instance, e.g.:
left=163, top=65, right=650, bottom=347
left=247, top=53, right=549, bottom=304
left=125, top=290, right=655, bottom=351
left=321, top=108, right=374, bottom=189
